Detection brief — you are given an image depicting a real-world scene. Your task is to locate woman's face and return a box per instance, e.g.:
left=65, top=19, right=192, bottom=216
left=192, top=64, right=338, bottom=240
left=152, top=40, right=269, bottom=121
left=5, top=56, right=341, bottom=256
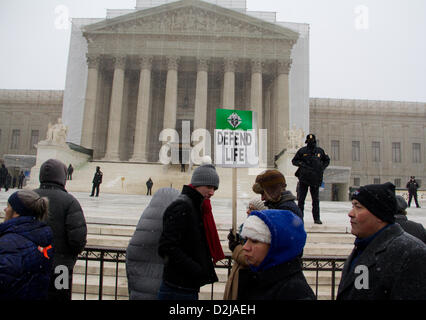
left=242, top=238, right=270, bottom=267
left=4, top=203, right=18, bottom=222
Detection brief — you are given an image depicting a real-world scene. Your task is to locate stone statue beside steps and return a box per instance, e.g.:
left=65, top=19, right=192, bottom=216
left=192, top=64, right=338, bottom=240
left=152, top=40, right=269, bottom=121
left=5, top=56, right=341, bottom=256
left=42, top=118, right=68, bottom=146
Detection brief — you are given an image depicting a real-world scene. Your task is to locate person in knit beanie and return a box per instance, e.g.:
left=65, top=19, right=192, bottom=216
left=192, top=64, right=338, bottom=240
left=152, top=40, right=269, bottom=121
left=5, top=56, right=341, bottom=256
left=236, top=209, right=315, bottom=300
left=394, top=195, right=426, bottom=243
left=252, top=169, right=303, bottom=220
left=224, top=196, right=267, bottom=300
left=190, top=164, right=219, bottom=191
left=158, top=163, right=222, bottom=300
left=337, top=182, right=426, bottom=300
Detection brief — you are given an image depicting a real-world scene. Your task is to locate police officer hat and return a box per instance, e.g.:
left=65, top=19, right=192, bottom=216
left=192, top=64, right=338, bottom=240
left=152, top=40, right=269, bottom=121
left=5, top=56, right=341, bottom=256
left=305, top=134, right=316, bottom=143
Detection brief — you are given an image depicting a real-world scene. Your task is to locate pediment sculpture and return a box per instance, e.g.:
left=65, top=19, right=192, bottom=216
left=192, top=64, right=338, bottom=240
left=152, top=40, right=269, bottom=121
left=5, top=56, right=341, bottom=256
left=88, top=6, right=296, bottom=40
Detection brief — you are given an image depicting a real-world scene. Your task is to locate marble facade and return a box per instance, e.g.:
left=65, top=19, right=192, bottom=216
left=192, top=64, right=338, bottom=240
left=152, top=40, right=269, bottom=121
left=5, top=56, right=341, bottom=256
left=68, top=0, right=308, bottom=166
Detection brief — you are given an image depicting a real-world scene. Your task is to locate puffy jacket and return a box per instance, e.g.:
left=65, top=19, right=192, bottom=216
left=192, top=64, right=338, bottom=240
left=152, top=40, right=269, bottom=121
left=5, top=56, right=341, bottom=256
left=34, top=183, right=87, bottom=270
left=0, top=216, right=53, bottom=300
left=237, top=210, right=315, bottom=300
left=292, top=143, right=330, bottom=186
left=158, top=185, right=218, bottom=290
left=126, top=188, right=180, bottom=300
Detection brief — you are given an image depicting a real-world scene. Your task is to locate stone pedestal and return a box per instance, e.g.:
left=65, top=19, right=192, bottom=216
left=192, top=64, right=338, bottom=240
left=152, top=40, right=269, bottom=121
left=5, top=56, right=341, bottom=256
left=28, top=141, right=91, bottom=188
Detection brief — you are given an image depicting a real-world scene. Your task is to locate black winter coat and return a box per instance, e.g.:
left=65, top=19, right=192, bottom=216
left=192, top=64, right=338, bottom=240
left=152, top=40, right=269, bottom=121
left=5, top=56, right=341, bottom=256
left=337, top=223, right=426, bottom=300
left=292, top=145, right=330, bottom=186
left=406, top=180, right=419, bottom=193
left=237, top=257, right=316, bottom=300
left=158, top=185, right=218, bottom=290
left=93, top=171, right=103, bottom=185
left=34, top=183, right=87, bottom=270
left=395, top=214, right=426, bottom=244
left=0, top=166, right=7, bottom=186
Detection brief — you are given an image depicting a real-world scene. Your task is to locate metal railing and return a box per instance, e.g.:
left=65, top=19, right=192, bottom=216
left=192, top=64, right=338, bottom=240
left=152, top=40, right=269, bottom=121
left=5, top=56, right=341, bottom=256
left=76, top=246, right=346, bottom=300
left=77, top=246, right=127, bottom=300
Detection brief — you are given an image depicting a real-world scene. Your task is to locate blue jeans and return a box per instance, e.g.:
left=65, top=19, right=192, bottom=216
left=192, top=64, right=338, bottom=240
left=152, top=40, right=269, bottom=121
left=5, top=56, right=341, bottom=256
left=157, top=281, right=199, bottom=300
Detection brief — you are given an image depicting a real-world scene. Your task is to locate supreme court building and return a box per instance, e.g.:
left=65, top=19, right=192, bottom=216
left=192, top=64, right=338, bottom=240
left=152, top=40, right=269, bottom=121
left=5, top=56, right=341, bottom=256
left=62, top=0, right=309, bottom=166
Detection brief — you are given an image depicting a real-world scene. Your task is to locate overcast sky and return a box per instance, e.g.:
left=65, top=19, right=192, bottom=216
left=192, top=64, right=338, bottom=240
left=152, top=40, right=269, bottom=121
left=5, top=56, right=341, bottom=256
left=0, top=0, right=425, bottom=102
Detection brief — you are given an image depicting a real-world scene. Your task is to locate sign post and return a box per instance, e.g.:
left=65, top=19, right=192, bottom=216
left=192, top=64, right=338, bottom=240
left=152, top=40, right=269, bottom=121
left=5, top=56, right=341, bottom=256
left=215, top=109, right=258, bottom=234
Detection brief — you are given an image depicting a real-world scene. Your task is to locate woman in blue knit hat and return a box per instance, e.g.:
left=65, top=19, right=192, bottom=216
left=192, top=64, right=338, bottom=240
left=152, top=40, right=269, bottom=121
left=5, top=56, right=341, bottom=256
left=237, top=209, right=315, bottom=300
left=0, top=190, right=53, bottom=300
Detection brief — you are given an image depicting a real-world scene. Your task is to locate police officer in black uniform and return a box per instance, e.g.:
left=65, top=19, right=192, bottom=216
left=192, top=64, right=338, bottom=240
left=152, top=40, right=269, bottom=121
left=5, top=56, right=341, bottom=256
left=406, top=176, right=421, bottom=208
left=292, top=134, right=330, bottom=224
left=90, top=166, right=103, bottom=197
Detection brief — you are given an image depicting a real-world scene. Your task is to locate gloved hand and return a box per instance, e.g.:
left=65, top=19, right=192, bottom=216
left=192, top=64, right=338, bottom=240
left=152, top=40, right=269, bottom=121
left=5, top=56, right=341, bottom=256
left=227, top=229, right=241, bottom=252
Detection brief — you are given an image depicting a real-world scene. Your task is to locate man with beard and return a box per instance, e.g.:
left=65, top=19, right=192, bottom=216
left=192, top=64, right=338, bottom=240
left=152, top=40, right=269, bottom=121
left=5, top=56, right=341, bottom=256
left=292, top=134, right=330, bottom=224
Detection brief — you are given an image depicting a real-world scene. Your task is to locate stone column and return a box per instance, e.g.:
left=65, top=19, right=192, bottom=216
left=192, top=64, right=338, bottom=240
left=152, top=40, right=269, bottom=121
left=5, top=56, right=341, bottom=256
left=223, top=58, right=236, bottom=109
left=251, top=59, right=263, bottom=129
left=130, top=56, right=153, bottom=162
left=81, top=54, right=101, bottom=149
left=163, top=56, right=179, bottom=131
left=194, top=58, right=209, bottom=130
left=275, top=60, right=292, bottom=152
left=103, top=55, right=127, bottom=161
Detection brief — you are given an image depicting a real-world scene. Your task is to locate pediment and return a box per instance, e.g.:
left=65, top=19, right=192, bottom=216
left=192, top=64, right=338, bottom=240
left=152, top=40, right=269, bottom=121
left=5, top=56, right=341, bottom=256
left=83, top=0, right=299, bottom=41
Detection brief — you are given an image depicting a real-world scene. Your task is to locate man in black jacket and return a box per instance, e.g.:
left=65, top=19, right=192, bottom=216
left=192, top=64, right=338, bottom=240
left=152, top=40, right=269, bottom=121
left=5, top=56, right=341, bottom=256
left=292, top=134, right=330, bottom=224
left=34, top=159, right=87, bottom=300
left=0, top=164, right=7, bottom=191
left=337, top=182, right=426, bottom=300
left=90, top=166, right=103, bottom=197
left=158, top=164, right=220, bottom=300
left=406, top=176, right=421, bottom=208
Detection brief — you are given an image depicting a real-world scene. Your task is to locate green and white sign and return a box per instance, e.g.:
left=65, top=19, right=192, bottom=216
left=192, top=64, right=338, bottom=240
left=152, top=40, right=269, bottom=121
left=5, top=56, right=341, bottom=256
left=215, top=109, right=258, bottom=167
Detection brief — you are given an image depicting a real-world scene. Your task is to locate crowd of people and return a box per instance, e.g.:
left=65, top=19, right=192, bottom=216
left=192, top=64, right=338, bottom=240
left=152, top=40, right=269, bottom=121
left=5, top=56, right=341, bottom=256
left=1, top=134, right=425, bottom=300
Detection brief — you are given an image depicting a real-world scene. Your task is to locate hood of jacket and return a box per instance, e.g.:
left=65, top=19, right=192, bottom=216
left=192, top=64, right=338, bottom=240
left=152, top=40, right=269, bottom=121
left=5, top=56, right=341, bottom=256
left=0, top=216, right=52, bottom=247
left=249, top=209, right=306, bottom=272
left=265, top=190, right=296, bottom=208
left=39, top=159, right=67, bottom=187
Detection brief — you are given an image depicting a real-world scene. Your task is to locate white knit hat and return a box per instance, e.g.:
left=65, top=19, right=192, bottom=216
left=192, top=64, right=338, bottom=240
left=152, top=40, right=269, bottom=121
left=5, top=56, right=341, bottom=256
left=248, top=197, right=267, bottom=211
left=241, top=215, right=271, bottom=244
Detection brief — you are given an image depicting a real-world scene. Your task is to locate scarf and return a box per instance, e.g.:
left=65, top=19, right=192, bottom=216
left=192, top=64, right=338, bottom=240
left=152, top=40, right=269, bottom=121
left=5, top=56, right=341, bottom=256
left=189, top=184, right=225, bottom=263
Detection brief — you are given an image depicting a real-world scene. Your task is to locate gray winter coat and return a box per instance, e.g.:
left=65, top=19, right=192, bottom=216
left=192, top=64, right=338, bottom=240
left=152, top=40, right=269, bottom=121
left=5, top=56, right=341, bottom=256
left=337, top=223, right=426, bottom=300
left=126, top=188, right=180, bottom=300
